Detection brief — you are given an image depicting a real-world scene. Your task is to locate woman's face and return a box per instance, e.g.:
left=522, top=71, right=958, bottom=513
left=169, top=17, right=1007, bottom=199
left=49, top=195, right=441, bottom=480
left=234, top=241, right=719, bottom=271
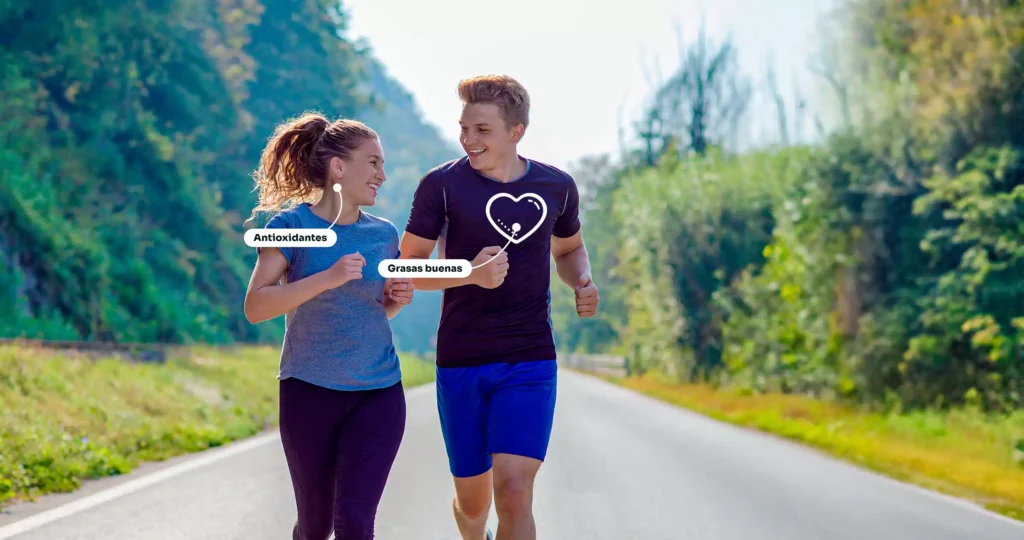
left=330, top=137, right=386, bottom=206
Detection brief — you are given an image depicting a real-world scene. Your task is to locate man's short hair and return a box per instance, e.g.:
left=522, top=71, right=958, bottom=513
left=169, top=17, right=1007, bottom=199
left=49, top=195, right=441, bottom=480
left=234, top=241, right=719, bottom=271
left=457, top=75, right=530, bottom=130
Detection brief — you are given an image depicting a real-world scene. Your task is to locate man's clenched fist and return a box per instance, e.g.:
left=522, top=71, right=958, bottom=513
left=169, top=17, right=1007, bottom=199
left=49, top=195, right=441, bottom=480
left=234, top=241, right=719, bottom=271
left=574, top=273, right=599, bottom=317
left=470, top=246, right=509, bottom=289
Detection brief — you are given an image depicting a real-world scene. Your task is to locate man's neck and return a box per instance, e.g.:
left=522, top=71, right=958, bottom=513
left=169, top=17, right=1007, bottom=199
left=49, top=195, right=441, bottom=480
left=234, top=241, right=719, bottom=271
left=481, top=154, right=526, bottom=183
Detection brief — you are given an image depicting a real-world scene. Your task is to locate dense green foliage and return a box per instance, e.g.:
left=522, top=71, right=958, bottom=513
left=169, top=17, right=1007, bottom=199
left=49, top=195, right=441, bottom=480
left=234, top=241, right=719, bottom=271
left=554, top=0, right=1024, bottom=412
left=0, top=0, right=455, bottom=351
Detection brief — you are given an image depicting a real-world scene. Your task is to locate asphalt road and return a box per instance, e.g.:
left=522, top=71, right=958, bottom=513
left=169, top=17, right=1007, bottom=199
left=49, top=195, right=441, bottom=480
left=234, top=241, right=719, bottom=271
left=0, top=369, right=1020, bottom=539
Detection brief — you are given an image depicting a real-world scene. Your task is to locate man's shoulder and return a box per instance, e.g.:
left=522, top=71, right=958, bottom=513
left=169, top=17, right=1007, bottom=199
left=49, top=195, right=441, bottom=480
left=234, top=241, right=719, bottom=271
left=422, top=156, right=470, bottom=183
left=526, top=158, right=575, bottom=184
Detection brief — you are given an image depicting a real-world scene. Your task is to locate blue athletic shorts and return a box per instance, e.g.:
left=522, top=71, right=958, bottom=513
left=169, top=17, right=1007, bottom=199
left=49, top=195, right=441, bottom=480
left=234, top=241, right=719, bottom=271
left=435, top=359, right=558, bottom=478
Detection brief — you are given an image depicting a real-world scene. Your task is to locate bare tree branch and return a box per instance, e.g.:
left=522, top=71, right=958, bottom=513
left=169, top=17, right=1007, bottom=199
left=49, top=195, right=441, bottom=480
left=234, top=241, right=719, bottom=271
left=765, top=51, right=790, bottom=147
left=808, top=58, right=852, bottom=129
left=791, top=70, right=807, bottom=145
left=635, top=18, right=752, bottom=159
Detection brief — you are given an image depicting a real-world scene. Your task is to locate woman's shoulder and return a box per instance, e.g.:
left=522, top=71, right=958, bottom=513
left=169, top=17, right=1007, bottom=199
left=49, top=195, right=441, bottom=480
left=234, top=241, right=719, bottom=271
left=360, top=212, right=400, bottom=238
left=264, top=204, right=308, bottom=229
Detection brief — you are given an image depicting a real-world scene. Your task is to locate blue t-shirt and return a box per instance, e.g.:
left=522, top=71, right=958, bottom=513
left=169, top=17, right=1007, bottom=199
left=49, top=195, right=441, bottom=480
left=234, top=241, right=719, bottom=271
left=261, top=203, right=402, bottom=391
left=405, top=156, right=581, bottom=368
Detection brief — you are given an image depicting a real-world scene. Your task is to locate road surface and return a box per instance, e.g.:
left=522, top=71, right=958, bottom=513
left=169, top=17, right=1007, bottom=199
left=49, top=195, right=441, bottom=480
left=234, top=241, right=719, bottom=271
left=0, top=369, right=1020, bottom=539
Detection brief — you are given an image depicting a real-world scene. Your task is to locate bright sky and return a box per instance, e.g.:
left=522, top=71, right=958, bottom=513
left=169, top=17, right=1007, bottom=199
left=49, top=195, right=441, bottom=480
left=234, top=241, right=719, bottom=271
left=343, top=0, right=837, bottom=171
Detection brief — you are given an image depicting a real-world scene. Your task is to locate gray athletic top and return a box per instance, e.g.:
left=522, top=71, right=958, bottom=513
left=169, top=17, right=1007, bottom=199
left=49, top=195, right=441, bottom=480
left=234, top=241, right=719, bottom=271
left=261, top=203, right=402, bottom=391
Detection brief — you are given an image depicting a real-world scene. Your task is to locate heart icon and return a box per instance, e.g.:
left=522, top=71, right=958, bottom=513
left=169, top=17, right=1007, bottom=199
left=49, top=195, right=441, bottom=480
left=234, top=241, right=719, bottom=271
left=485, top=192, right=547, bottom=244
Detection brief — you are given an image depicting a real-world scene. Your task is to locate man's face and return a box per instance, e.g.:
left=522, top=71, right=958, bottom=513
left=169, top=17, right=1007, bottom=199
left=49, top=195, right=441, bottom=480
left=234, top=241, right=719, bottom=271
left=459, top=102, right=522, bottom=171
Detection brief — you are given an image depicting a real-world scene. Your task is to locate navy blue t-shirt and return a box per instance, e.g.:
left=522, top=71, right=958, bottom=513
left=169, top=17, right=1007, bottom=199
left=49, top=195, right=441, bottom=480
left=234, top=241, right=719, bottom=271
left=405, top=156, right=581, bottom=368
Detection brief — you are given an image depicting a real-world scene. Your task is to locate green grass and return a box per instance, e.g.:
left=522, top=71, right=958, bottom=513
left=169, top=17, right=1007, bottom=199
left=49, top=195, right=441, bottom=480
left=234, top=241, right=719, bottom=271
left=596, top=370, right=1024, bottom=522
left=399, top=350, right=436, bottom=389
left=0, top=343, right=436, bottom=509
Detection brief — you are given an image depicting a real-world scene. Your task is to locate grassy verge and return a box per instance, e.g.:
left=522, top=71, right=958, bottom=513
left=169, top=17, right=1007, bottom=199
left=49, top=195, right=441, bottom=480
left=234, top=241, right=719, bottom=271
left=0, top=344, right=436, bottom=509
left=595, top=370, right=1024, bottom=522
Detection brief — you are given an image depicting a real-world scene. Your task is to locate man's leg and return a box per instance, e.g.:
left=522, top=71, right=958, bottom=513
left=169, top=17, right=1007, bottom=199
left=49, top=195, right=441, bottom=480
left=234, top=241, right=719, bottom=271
left=436, top=365, right=494, bottom=540
left=486, top=360, right=558, bottom=540
left=491, top=454, right=541, bottom=540
left=453, top=470, right=493, bottom=539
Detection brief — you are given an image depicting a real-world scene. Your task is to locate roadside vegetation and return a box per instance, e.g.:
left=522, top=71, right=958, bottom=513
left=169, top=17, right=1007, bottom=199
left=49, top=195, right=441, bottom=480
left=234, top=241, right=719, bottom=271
left=0, top=344, right=435, bottom=509
left=591, top=370, right=1024, bottom=521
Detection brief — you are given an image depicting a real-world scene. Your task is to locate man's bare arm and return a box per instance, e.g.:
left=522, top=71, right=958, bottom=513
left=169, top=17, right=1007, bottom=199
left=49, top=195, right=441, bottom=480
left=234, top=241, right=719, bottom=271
left=398, top=231, right=508, bottom=290
left=551, top=230, right=591, bottom=287
left=551, top=230, right=599, bottom=317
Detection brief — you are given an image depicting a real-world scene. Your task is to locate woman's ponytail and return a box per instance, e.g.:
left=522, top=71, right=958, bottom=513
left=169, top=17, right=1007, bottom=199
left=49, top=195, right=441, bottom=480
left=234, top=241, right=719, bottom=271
left=248, top=111, right=378, bottom=223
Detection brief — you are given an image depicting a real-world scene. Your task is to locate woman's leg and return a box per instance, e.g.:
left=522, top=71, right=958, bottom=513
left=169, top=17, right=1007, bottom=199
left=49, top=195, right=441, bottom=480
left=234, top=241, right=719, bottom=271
left=333, top=381, right=407, bottom=540
left=279, top=377, right=350, bottom=540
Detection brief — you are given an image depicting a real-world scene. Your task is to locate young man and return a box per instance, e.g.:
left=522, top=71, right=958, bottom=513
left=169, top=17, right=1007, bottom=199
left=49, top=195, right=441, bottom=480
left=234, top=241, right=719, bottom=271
left=400, top=74, right=599, bottom=540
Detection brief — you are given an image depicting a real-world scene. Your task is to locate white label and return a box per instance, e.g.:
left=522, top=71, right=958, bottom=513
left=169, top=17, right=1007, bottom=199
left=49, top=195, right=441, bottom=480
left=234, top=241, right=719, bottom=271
left=378, top=259, right=472, bottom=278
left=244, top=228, right=337, bottom=248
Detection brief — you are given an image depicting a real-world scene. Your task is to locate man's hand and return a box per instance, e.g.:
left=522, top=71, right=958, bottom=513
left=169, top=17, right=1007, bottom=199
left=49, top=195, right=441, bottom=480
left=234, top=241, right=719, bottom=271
left=384, top=278, right=414, bottom=305
left=470, top=246, right=508, bottom=289
left=574, top=273, right=599, bottom=317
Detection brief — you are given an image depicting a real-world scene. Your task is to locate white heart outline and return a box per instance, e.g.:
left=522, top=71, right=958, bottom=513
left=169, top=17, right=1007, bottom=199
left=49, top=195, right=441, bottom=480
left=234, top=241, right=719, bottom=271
left=485, top=192, right=547, bottom=245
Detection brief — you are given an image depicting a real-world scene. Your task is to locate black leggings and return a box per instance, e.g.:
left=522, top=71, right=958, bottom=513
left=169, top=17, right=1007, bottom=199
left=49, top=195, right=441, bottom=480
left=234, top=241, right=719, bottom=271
left=279, top=377, right=406, bottom=540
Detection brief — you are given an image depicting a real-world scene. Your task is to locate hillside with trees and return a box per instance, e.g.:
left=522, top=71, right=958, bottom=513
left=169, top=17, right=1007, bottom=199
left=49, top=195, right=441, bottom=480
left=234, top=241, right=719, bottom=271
left=0, top=0, right=454, bottom=352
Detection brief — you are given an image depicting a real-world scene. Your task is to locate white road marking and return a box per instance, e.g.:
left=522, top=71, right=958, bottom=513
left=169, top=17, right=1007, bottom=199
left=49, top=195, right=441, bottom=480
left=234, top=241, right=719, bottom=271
left=0, top=382, right=436, bottom=539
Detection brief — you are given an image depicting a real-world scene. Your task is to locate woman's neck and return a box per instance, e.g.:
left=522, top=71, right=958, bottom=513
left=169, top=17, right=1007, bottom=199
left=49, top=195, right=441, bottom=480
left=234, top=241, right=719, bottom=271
left=311, top=190, right=360, bottom=226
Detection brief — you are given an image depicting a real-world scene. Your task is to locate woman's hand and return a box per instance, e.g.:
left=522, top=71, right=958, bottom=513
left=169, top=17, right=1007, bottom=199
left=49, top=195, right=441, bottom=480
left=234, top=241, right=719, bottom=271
left=325, top=252, right=366, bottom=288
left=384, top=277, right=414, bottom=306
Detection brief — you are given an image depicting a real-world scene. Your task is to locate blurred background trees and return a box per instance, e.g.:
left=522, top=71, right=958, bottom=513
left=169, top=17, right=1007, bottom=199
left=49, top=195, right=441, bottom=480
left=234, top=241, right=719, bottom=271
left=2, top=0, right=1021, bottom=413
left=0, top=0, right=456, bottom=351
left=551, top=0, right=1024, bottom=412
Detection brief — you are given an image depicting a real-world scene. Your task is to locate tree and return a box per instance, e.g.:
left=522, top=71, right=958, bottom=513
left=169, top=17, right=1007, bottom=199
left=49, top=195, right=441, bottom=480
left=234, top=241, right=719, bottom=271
left=635, top=21, right=753, bottom=164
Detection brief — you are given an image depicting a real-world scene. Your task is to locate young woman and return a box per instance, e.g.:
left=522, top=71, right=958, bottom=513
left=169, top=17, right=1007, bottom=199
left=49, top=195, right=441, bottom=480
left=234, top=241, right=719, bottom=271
left=243, top=112, right=413, bottom=540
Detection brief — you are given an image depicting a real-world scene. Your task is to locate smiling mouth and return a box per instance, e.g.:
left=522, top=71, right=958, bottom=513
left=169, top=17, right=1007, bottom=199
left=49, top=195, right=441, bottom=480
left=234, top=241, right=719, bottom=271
left=467, top=149, right=486, bottom=157
left=368, top=182, right=381, bottom=193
